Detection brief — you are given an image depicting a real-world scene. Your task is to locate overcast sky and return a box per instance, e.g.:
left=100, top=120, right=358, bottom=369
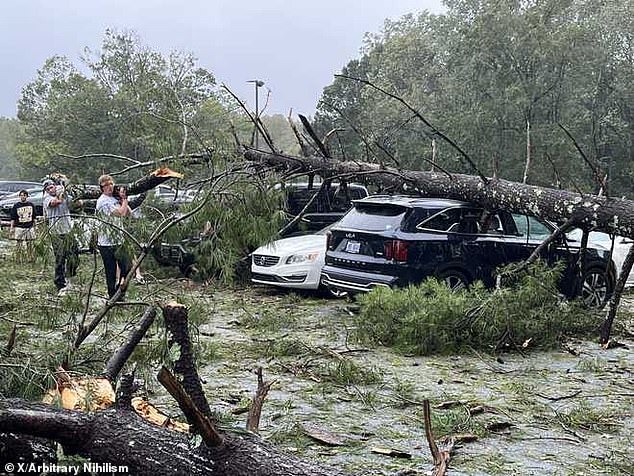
left=0, top=0, right=445, bottom=118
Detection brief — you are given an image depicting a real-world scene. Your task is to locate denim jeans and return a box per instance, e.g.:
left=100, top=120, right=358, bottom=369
left=98, top=245, right=131, bottom=297
left=51, top=234, right=79, bottom=290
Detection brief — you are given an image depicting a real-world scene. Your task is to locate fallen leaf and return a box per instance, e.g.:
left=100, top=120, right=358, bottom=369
left=302, top=423, right=346, bottom=446
left=370, top=447, right=412, bottom=459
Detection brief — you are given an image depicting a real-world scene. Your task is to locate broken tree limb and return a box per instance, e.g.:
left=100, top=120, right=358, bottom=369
left=162, top=301, right=212, bottom=417
left=0, top=398, right=349, bottom=476
left=157, top=366, right=224, bottom=447
left=68, top=165, right=184, bottom=201
left=601, top=244, right=634, bottom=344
left=244, top=150, right=634, bottom=239
left=246, top=367, right=274, bottom=433
left=103, top=305, right=157, bottom=381
left=423, top=399, right=453, bottom=476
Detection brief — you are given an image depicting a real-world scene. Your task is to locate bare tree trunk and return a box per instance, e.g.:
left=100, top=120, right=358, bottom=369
left=523, top=118, right=531, bottom=184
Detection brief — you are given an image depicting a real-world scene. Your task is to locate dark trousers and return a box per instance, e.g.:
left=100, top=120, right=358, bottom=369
left=98, top=245, right=131, bottom=298
left=51, top=234, right=79, bottom=290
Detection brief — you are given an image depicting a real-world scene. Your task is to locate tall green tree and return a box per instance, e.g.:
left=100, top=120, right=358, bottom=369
left=0, top=118, right=23, bottom=178
left=315, top=0, right=634, bottom=197
left=16, top=30, right=219, bottom=182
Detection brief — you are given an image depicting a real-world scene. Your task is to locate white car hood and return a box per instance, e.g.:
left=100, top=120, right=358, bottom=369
left=254, top=234, right=326, bottom=256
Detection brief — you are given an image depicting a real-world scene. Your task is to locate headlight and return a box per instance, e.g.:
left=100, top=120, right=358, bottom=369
left=286, top=252, right=319, bottom=264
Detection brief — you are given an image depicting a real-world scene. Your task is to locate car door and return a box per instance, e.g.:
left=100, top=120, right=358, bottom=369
left=434, top=207, right=508, bottom=286
left=499, top=213, right=562, bottom=265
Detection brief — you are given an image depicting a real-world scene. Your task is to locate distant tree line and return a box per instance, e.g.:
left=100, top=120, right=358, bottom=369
left=314, top=0, right=634, bottom=197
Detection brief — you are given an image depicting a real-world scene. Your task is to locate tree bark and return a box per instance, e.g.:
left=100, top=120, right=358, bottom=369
left=245, top=149, right=634, bottom=239
left=162, top=302, right=212, bottom=417
left=0, top=399, right=348, bottom=476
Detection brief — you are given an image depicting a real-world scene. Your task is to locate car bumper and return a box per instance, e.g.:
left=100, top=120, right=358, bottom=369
left=251, top=262, right=321, bottom=290
left=320, top=265, right=398, bottom=293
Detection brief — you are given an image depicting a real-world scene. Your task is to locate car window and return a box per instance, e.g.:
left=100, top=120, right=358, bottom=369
left=418, top=207, right=489, bottom=235
left=338, top=203, right=407, bottom=231
left=512, top=214, right=553, bottom=240
left=417, top=208, right=462, bottom=232
left=286, top=184, right=367, bottom=215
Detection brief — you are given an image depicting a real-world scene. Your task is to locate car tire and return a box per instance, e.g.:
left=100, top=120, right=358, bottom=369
left=580, top=267, right=613, bottom=309
left=436, top=269, right=470, bottom=292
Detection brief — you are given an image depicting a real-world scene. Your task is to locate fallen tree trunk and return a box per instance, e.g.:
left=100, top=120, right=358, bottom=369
left=0, top=399, right=348, bottom=476
left=244, top=149, right=634, bottom=239
left=245, top=149, right=634, bottom=342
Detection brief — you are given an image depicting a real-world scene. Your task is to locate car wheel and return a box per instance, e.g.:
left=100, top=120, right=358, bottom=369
left=436, top=269, right=469, bottom=292
left=580, top=268, right=612, bottom=309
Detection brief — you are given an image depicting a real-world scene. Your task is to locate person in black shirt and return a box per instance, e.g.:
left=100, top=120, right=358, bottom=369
left=10, top=189, right=36, bottom=262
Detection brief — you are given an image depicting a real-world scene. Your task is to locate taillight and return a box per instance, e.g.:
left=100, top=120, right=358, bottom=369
left=326, top=231, right=333, bottom=250
left=384, top=240, right=409, bottom=262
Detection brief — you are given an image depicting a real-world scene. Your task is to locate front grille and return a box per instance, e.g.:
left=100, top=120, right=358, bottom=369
left=252, top=254, right=280, bottom=267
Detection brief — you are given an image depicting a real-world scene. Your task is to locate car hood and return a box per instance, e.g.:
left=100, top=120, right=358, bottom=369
left=253, top=234, right=326, bottom=256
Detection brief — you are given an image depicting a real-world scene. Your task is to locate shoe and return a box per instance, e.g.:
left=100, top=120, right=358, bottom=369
left=134, top=276, right=146, bottom=285
left=57, top=286, right=69, bottom=297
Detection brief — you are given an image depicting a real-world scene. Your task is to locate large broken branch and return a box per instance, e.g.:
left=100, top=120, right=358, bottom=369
left=0, top=399, right=349, bottom=476
left=103, top=306, right=157, bottom=381
left=162, top=301, right=212, bottom=417
left=157, top=366, right=224, bottom=447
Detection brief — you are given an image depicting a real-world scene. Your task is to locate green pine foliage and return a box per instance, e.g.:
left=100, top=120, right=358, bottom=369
left=161, top=178, right=286, bottom=284
left=354, top=262, right=598, bottom=355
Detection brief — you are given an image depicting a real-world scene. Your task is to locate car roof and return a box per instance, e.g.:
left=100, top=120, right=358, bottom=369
left=0, top=180, right=42, bottom=189
left=0, top=187, right=44, bottom=199
left=353, top=195, right=470, bottom=208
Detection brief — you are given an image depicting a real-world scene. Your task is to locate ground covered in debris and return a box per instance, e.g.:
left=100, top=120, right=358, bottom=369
left=179, top=287, right=634, bottom=476
left=1, top=236, right=632, bottom=476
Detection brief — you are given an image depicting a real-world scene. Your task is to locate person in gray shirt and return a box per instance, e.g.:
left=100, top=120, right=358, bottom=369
left=43, top=179, right=79, bottom=294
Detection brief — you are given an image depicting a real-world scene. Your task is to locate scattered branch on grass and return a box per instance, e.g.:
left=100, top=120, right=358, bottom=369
left=246, top=367, right=275, bottom=433
left=423, top=399, right=453, bottom=476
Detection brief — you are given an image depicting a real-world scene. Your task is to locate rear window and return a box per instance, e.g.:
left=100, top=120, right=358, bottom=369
left=337, top=203, right=407, bottom=231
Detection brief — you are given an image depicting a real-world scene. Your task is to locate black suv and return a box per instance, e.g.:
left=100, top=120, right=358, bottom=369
left=320, top=196, right=615, bottom=308
left=281, top=182, right=369, bottom=235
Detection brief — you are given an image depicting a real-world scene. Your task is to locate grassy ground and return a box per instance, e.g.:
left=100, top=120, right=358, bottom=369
left=1, top=233, right=633, bottom=475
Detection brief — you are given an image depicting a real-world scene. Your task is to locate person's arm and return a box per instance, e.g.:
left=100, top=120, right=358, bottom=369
left=9, top=205, right=17, bottom=231
left=46, top=195, right=64, bottom=208
left=112, top=188, right=132, bottom=217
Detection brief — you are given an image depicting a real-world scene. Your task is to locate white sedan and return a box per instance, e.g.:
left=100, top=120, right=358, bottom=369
left=251, top=228, right=344, bottom=296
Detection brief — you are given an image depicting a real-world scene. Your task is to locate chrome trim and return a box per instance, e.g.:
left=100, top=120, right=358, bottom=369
left=321, top=273, right=390, bottom=293
left=252, top=254, right=280, bottom=267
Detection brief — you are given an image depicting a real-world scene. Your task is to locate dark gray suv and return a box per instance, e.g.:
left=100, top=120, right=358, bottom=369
left=321, top=195, right=616, bottom=308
